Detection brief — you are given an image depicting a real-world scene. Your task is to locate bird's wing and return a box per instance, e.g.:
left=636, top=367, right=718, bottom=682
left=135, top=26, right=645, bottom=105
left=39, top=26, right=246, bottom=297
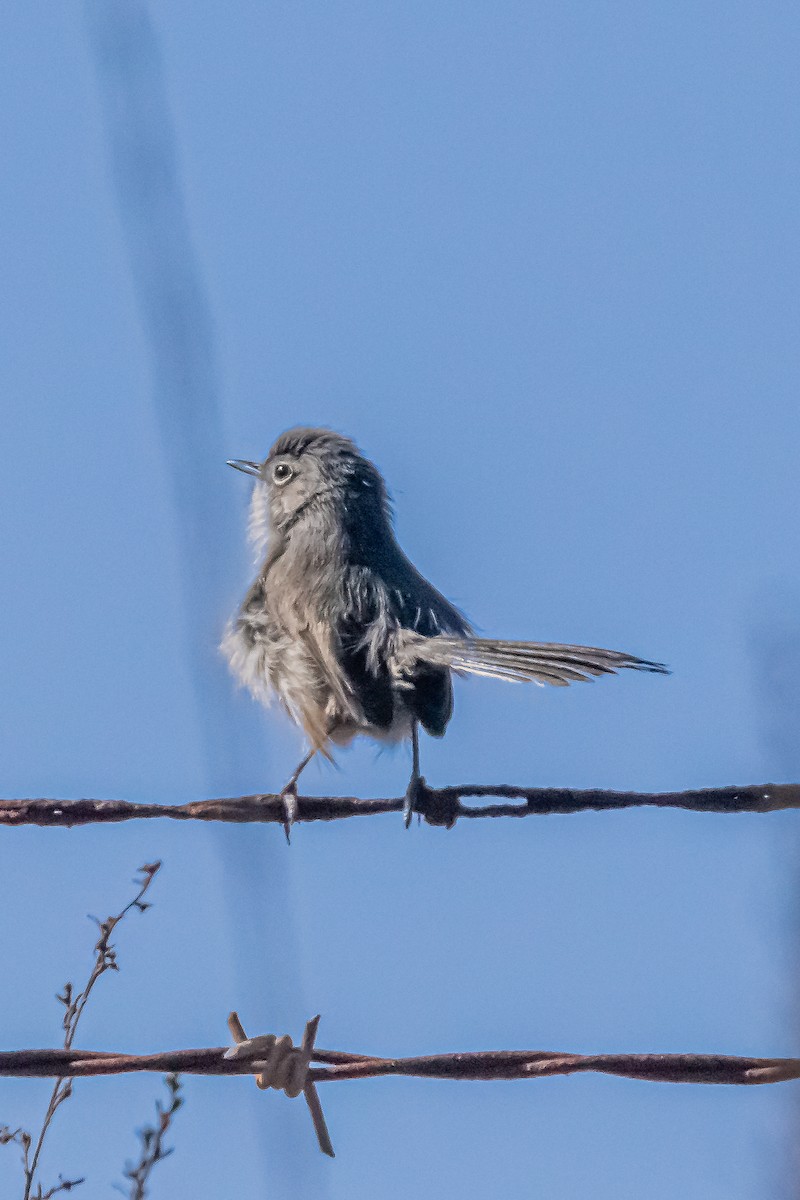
left=282, top=620, right=363, bottom=750
left=395, top=635, right=669, bottom=687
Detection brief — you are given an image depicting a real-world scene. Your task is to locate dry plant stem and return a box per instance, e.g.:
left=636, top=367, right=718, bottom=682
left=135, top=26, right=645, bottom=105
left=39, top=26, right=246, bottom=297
left=121, top=1074, right=182, bottom=1200
left=1, top=782, right=799, bottom=829
left=0, top=1047, right=798, bottom=1087
left=0, top=1122, right=83, bottom=1196
left=21, top=864, right=161, bottom=1200
left=33, top=1174, right=85, bottom=1198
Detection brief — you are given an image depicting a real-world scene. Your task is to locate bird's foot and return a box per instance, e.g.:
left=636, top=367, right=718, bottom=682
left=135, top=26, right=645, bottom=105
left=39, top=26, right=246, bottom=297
left=403, top=774, right=427, bottom=829
left=279, top=783, right=299, bottom=844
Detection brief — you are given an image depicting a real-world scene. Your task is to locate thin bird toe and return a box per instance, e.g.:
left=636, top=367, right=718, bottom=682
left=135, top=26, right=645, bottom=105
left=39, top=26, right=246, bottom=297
left=279, top=784, right=299, bottom=844
left=403, top=774, right=427, bottom=828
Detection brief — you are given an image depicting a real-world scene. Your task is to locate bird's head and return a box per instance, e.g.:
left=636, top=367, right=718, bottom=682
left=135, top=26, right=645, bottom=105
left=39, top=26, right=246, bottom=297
left=228, top=427, right=391, bottom=549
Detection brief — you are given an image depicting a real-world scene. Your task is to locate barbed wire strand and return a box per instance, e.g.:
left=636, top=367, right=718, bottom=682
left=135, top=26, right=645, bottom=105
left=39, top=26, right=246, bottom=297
left=0, top=1046, right=797, bottom=1086
left=0, top=1046, right=796, bottom=1094
left=0, top=782, right=798, bottom=830
left=6, top=1016, right=798, bottom=1157
left=7, top=1011, right=798, bottom=1159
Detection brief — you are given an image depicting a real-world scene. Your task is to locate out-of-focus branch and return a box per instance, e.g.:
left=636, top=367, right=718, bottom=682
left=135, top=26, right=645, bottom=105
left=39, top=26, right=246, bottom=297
left=121, top=1074, right=183, bottom=1200
left=0, top=782, right=798, bottom=830
left=0, top=1046, right=797, bottom=1087
left=1, top=864, right=161, bottom=1200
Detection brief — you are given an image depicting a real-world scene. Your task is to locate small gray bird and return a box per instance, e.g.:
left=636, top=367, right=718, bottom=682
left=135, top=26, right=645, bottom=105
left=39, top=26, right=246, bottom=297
left=223, top=427, right=667, bottom=828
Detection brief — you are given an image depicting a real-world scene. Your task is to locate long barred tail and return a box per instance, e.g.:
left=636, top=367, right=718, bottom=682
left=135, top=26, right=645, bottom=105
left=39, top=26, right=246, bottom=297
left=402, top=635, right=669, bottom=687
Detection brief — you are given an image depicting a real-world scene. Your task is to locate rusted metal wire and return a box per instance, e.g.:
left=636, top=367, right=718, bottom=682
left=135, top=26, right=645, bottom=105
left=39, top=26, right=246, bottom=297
left=0, top=782, right=798, bottom=829
left=0, top=1046, right=797, bottom=1086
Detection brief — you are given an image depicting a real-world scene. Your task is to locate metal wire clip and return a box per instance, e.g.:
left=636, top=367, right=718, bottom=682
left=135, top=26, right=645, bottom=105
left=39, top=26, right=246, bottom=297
left=225, top=1011, right=334, bottom=1157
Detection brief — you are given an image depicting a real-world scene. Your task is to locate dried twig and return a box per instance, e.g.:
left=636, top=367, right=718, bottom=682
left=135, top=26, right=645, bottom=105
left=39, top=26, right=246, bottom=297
left=0, top=782, right=798, bottom=830
left=119, top=1074, right=182, bottom=1200
left=0, top=1132, right=85, bottom=1196
left=1, top=864, right=161, bottom=1200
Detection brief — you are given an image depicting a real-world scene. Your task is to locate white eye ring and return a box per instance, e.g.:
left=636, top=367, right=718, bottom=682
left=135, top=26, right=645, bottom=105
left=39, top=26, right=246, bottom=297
left=272, top=462, right=294, bottom=485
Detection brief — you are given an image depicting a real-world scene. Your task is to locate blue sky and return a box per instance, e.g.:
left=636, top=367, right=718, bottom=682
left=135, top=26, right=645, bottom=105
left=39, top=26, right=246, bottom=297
left=2, top=2, right=799, bottom=1197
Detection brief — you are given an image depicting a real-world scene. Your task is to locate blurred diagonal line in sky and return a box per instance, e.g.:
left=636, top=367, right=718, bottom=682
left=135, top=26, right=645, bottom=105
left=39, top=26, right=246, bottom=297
left=85, top=0, right=231, bottom=671
left=749, top=600, right=800, bottom=780
left=747, top=587, right=800, bottom=1199
left=85, top=2, right=319, bottom=1187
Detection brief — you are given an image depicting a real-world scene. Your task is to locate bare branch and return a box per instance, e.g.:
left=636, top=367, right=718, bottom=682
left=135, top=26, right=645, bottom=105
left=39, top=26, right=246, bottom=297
left=0, top=1126, right=32, bottom=1188
left=120, top=1075, right=182, bottom=1200
left=37, top=1174, right=86, bottom=1199
left=0, top=782, right=798, bottom=830
left=16, top=865, right=161, bottom=1200
left=0, top=1045, right=797, bottom=1087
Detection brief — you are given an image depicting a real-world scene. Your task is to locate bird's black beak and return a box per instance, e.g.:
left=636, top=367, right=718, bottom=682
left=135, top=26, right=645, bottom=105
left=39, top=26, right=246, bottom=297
left=226, top=459, right=261, bottom=477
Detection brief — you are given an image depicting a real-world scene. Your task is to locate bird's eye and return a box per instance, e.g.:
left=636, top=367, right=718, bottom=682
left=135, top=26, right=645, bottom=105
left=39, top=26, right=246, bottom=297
left=272, top=462, right=294, bottom=485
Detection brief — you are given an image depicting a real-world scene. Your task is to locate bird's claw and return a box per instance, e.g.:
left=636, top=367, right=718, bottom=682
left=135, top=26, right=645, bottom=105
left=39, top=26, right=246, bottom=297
left=280, top=784, right=299, bottom=844
left=403, top=774, right=426, bottom=828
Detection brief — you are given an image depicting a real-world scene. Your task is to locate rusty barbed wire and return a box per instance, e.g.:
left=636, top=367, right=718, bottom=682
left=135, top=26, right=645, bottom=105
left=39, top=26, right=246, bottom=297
left=0, top=782, right=798, bottom=830
left=0, top=1044, right=797, bottom=1086
left=5, top=1004, right=798, bottom=1158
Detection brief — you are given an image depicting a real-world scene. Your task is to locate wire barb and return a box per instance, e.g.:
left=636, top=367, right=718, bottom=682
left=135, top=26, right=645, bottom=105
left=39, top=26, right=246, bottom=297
left=225, top=1012, right=335, bottom=1157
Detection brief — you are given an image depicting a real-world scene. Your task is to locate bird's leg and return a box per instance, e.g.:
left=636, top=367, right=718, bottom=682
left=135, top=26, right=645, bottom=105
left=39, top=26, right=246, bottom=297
left=403, top=721, right=425, bottom=828
left=280, top=749, right=316, bottom=843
